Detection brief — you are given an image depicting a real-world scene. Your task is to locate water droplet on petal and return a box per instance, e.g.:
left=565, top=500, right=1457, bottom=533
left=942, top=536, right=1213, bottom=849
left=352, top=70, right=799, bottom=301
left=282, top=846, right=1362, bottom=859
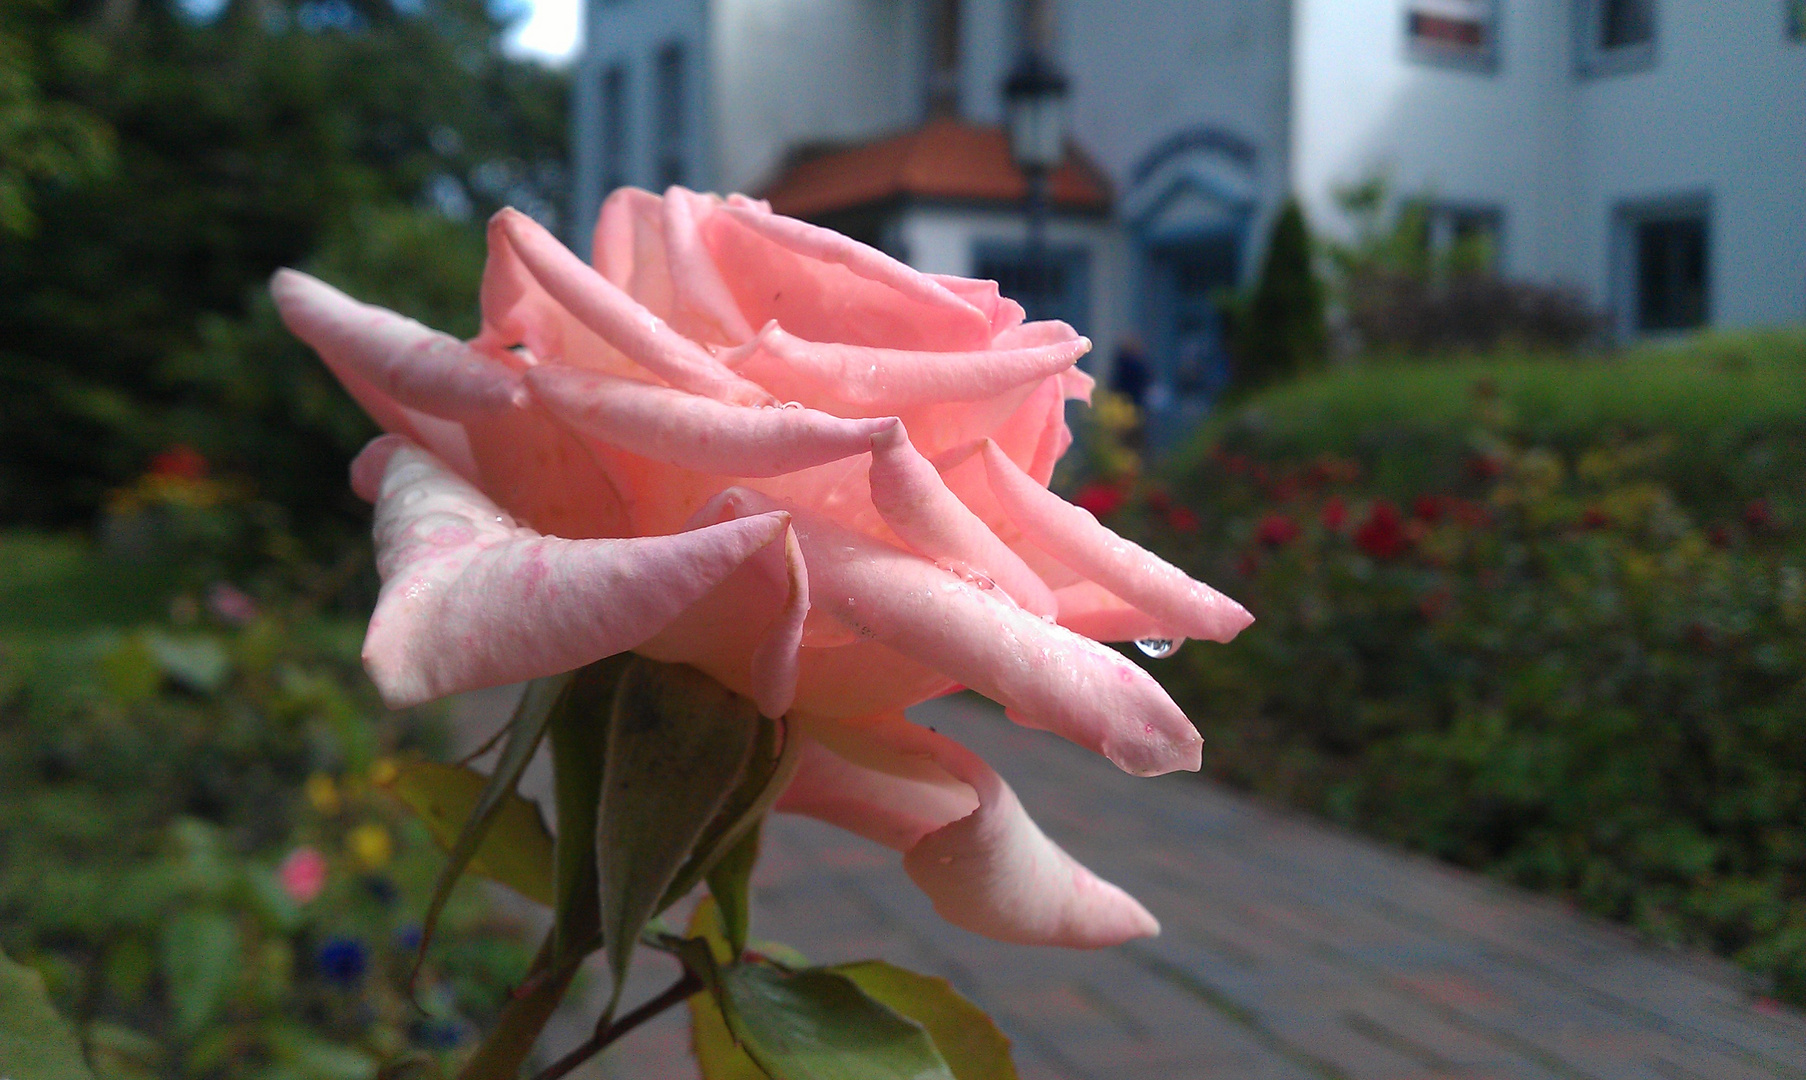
left=1136, top=637, right=1178, bottom=659
left=781, top=400, right=803, bottom=410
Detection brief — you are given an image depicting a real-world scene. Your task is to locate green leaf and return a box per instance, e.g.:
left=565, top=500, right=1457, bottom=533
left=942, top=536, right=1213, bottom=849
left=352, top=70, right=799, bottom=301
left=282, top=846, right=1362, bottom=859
left=548, top=658, right=626, bottom=964
left=598, top=659, right=760, bottom=1006
left=689, top=979, right=767, bottom=1080
left=454, top=932, right=577, bottom=1080
left=144, top=630, right=231, bottom=693
left=827, top=963, right=1018, bottom=1080
left=383, top=759, right=555, bottom=905
left=706, top=820, right=762, bottom=961
left=0, top=948, right=94, bottom=1080
left=160, top=910, right=240, bottom=1037
left=265, top=1026, right=378, bottom=1080
left=717, top=965, right=956, bottom=1080
left=406, top=672, right=570, bottom=968
left=659, top=713, right=800, bottom=917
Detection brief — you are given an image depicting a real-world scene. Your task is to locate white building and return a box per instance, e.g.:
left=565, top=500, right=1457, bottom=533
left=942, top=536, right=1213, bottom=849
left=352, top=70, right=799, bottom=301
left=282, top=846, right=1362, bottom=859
left=573, top=0, right=1806, bottom=427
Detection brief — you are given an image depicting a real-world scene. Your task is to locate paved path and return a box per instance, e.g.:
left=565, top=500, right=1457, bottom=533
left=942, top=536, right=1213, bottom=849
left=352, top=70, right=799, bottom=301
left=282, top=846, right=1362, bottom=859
left=453, top=690, right=1806, bottom=1080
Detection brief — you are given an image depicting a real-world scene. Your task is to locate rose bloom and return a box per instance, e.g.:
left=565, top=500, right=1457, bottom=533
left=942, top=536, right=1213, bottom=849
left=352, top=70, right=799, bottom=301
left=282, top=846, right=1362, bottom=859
left=274, top=188, right=1251, bottom=949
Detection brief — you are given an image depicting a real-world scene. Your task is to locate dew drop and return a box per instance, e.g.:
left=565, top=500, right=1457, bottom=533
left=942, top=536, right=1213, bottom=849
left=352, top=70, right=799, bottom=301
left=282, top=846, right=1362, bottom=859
left=1136, top=637, right=1178, bottom=659
left=781, top=400, right=803, bottom=410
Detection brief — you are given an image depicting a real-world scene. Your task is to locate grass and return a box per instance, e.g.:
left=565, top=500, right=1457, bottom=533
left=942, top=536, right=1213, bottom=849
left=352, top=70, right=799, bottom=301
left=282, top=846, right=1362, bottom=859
left=0, top=532, right=181, bottom=634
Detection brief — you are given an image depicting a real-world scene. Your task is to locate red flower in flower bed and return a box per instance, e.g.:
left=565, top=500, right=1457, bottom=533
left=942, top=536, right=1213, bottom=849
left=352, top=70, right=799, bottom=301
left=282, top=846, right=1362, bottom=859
left=1320, top=495, right=1348, bottom=532
left=1413, top=494, right=1446, bottom=524
left=1072, top=482, right=1128, bottom=519
left=1255, top=513, right=1301, bottom=549
left=1450, top=498, right=1490, bottom=528
left=149, top=444, right=209, bottom=480
left=1355, top=499, right=1412, bottom=560
left=1167, top=507, right=1200, bottom=534
left=1466, top=455, right=1505, bottom=481
left=1580, top=505, right=1613, bottom=531
left=1745, top=498, right=1777, bottom=532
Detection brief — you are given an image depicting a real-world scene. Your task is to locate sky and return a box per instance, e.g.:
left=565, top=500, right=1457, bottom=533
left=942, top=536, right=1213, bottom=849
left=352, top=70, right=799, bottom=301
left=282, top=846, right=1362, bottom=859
left=505, top=0, right=580, bottom=62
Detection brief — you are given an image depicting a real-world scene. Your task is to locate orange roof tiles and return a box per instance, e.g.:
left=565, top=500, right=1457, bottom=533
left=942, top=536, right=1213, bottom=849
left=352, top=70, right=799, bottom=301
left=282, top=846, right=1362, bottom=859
left=762, top=117, right=1113, bottom=220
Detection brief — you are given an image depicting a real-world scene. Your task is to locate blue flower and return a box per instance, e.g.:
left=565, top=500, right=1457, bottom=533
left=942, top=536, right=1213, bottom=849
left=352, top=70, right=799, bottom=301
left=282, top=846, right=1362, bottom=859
left=316, top=937, right=368, bottom=984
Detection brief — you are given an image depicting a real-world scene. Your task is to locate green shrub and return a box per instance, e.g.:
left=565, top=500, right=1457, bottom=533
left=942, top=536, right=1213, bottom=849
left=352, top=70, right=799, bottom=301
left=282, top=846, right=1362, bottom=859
left=1120, top=352, right=1806, bottom=1002
left=0, top=552, right=534, bottom=1076
left=1230, top=198, right=1327, bottom=390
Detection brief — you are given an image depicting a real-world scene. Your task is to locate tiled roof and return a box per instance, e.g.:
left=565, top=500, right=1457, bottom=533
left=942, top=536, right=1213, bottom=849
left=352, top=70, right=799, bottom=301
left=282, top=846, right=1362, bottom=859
left=762, top=117, right=1113, bottom=219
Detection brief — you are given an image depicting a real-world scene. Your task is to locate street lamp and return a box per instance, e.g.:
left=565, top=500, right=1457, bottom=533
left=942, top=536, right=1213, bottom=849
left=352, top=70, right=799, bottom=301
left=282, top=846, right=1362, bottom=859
left=1002, top=47, right=1069, bottom=308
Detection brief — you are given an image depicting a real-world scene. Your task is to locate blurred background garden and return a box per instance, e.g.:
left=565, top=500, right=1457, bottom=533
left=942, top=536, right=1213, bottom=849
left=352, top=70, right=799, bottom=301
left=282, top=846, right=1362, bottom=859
left=3, top=0, right=1805, bottom=1073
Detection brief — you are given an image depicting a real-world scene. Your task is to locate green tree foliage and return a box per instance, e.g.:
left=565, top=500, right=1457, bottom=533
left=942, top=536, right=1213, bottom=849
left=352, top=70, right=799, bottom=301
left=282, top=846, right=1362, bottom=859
left=0, top=0, right=114, bottom=235
left=1231, top=197, right=1327, bottom=390
left=0, top=0, right=565, bottom=547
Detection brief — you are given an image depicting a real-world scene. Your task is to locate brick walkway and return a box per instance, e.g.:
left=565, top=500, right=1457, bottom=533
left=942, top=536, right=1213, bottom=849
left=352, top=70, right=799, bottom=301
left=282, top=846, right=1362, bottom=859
left=453, top=690, right=1806, bottom=1080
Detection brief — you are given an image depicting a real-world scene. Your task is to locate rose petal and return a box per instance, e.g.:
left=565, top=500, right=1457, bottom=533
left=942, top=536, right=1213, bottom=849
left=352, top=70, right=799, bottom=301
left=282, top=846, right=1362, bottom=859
left=775, top=714, right=979, bottom=851
left=661, top=187, right=757, bottom=344
left=867, top=421, right=1057, bottom=617
left=526, top=363, right=896, bottom=477
left=724, top=321, right=1089, bottom=411
left=1053, top=580, right=1175, bottom=643
left=982, top=441, right=1254, bottom=644
left=717, top=206, right=991, bottom=338
left=902, top=725, right=1161, bottom=948
left=703, top=207, right=993, bottom=351
left=777, top=713, right=1160, bottom=948
left=491, top=208, right=773, bottom=405
left=272, top=270, right=525, bottom=419
left=927, top=274, right=1026, bottom=336
left=359, top=439, right=791, bottom=708
left=715, top=488, right=1202, bottom=775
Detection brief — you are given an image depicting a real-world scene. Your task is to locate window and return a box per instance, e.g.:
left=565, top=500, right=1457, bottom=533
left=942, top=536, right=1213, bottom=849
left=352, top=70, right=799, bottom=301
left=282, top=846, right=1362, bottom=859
left=601, top=65, right=626, bottom=194
left=1579, top=0, right=1656, bottom=74
left=1618, top=200, right=1709, bottom=333
left=1406, top=0, right=1499, bottom=70
left=973, top=243, right=1089, bottom=332
left=654, top=42, right=685, bottom=189
left=1430, top=203, right=1504, bottom=273
left=1599, top=0, right=1653, bottom=48
left=924, top=0, right=961, bottom=117
left=1789, top=0, right=1805, bottom=42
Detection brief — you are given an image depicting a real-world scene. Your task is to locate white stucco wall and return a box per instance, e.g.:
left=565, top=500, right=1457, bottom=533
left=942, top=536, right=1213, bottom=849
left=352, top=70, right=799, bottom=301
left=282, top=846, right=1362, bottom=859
left=709, top=0, right=920, bottom=195
left=572, top=0, right=711, bottom=254
left=1576, top=1, right=1806, bottom=329
left=1291, top=0, right=1806, bottom=329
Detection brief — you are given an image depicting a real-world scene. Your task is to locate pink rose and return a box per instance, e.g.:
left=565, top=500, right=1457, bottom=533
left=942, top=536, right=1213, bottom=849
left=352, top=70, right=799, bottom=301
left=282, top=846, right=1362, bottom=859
left=273, top=187, right=1251, bottom=948
left=279, top=845, right=327, bottom=905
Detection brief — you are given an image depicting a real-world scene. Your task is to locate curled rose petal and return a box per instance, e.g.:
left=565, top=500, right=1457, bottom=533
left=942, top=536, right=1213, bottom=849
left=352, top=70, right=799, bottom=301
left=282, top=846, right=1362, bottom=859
left=982, top=440, right=1254, bottom=644
left=360, top=438, right=792, bottom=708
left=525, top=363, right=896, bottom=477
left=724, top=321, right=1090, bottom=411
left=718, top=487, right=1201, bottom=775
left=1053, top=580, right=1176, bottom=643
left=272, top=270, right=525, bottom=419
left=491, top=208, right=773, bottom=405
left=660, top=187, right=757, bottom=344
left=778, top=714, right=1159, bottom=948
left=866, top=421, right=1057, bottom=617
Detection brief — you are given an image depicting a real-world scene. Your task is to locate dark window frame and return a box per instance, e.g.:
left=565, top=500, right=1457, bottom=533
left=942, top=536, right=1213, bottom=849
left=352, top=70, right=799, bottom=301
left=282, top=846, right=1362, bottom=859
left=601, top=64, right=627, bottom=195
left=1578, top=0, right=1657, bottom=76
left=654, top=41, right=686, bottom=190
left=1405, top=0, right=1501, bottom=73
left=1615, top=194, right=1711, bottom=336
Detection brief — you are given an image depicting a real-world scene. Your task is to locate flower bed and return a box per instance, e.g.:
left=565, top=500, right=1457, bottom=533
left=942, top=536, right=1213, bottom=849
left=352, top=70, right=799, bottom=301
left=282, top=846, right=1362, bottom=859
left=1106, top=341, right=1806, bottom=1002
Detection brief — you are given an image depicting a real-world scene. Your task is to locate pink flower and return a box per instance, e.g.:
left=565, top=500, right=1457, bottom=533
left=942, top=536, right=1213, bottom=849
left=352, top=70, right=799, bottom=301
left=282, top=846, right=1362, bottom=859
left=273, top=189, right=1252, bottom=949
left=279, top=846, right=327, bottom=905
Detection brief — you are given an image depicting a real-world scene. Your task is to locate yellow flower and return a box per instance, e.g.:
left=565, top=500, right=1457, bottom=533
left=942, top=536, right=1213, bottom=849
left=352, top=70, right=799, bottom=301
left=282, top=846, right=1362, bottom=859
left=369, top=758, right=399, bottom=788
left=304, top=773, right=341, bottom=816
left=348, top=824, right=392, bottom=871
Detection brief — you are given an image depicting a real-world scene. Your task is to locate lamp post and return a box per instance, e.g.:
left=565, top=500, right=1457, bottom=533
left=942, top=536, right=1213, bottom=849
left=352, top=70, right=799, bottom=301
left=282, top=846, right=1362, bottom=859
left=1002, top=31, right=1069, bottom=313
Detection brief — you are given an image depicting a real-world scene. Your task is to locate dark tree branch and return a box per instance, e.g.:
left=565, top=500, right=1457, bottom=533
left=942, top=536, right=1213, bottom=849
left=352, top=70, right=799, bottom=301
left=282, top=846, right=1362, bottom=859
left=532, top=969, right=705, bottom=1080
